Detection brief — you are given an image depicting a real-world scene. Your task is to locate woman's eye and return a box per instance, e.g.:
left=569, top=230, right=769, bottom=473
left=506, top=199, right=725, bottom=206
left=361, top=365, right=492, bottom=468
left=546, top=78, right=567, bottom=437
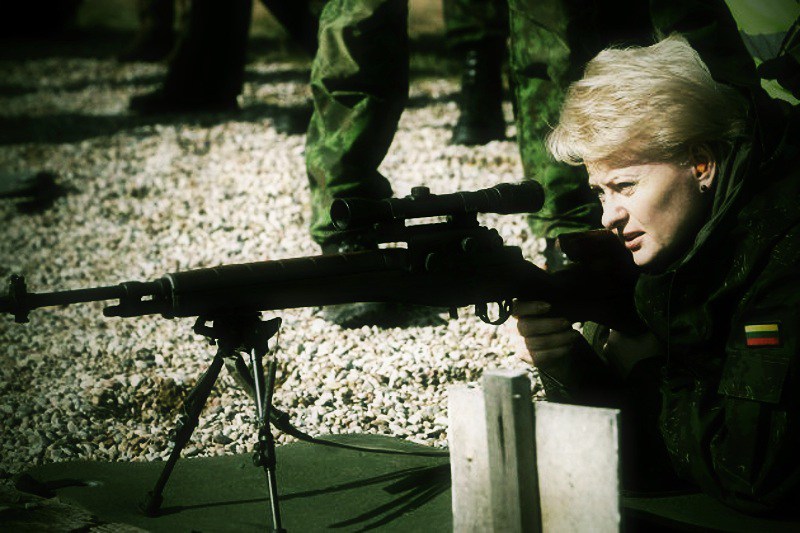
left=616, top=182, right=636, bottom=194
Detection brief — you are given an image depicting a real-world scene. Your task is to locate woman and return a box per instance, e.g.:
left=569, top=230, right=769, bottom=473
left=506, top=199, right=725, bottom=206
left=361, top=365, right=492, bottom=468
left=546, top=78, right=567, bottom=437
left=514, top=35, right=800, bottom=514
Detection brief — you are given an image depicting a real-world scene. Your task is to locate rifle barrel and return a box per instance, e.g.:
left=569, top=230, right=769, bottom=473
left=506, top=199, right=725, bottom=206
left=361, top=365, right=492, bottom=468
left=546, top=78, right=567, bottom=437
left=26, top=285, right=124, bottom=309
left=2, top=276, right=167, bottom=322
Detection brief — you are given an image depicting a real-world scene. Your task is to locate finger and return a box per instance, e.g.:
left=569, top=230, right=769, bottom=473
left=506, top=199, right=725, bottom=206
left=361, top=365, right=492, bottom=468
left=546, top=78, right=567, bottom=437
left=517, top=317, right=572, bottom=337
left=526, top=345, right=574, bottom=368
left=511, top=300, right=551, bottom=317
left=524, top=329, right=581, bottom=351
left=517, top=348, right=533, bottom=366
left=505, top=319, right=534, bottom=365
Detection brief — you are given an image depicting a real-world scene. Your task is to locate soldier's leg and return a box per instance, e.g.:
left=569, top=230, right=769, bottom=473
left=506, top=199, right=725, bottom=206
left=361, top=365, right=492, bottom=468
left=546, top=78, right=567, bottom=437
left=164, top=0, right=253, bottom=105
left=444, top=0, right=508, bottom=145
left=259, top=0, right=324, bottom=57
left=305, top=0, right=409, bottom=249
left=507, top=0, right=602, bottom=252
left=130, top=0, right=253, bottom=113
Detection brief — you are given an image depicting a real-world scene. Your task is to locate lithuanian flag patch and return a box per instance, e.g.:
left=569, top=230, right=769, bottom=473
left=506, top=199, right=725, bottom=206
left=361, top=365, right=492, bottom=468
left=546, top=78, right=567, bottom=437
left=744, top=323, right=781, bottom=347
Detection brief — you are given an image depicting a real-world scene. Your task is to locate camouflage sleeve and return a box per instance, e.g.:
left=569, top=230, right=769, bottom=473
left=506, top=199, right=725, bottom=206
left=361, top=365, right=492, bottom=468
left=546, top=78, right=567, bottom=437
left=660, top=224, right=800, bottom=514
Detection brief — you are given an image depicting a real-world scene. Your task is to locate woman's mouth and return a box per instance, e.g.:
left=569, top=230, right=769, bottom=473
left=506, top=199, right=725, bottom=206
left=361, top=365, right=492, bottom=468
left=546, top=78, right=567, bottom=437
left=623, top=231, right=645, bottom=251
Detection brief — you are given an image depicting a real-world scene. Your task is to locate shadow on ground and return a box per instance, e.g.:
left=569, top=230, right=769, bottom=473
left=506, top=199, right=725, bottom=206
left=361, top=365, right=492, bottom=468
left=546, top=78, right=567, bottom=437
left=0, top=103, right=316, bottom=146
left=0, top=31, right=464, bottom=146
left=12, top=434, right=452, bottom=532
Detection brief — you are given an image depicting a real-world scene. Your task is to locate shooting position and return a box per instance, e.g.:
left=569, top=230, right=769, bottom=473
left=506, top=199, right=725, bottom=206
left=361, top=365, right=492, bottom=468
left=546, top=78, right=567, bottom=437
left=6, top=181, right=640, bottom=528
left=514, top=35, right=800, bottom=514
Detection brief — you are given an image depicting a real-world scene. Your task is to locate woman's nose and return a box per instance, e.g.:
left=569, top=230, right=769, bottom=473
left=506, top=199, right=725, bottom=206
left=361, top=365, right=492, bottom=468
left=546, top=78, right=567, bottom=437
left=601, top=200, right=628, bottom=230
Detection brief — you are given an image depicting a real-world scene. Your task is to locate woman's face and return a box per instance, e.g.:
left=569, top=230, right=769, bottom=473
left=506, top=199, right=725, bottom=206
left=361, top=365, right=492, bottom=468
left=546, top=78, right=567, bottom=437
left=587, top=160, right=711, bottom=270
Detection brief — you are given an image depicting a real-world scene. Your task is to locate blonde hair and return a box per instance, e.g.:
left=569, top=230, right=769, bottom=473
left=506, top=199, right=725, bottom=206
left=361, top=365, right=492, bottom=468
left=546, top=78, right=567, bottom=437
left=546, top=34, right=749, bottom=166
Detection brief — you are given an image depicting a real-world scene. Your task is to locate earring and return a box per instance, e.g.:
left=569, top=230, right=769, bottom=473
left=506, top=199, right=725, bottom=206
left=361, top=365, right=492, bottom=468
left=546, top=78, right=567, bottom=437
left=695, top=163, right=708, bottom=177
left=700, top=184, right=709, bottom=193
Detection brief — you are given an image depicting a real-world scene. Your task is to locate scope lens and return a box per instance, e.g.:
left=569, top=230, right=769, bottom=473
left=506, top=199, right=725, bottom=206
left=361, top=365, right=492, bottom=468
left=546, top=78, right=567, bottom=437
left=329, top=199, right=352, bottom=230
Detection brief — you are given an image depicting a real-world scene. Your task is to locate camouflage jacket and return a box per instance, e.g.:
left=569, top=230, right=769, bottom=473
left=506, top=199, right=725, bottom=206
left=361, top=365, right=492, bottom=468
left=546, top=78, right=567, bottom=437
left=634, top=94, right=800, bottom=513
left=538, top=2, right=800, bottom=514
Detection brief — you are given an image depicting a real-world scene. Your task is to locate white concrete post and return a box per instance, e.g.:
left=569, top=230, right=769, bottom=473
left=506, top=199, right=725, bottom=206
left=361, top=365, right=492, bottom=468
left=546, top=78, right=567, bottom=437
left=448, top=383, right=492, bottom=532
left=534, top=401, right=620, bottom=532
left=448, top=369, right=621, bottom=533
left=483, top=369, right=540, bottom=533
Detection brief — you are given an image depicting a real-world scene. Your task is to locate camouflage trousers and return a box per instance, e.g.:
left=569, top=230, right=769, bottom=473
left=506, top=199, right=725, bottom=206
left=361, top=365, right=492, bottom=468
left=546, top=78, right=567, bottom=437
left=306, top=0, right=515, bottom=247
left=306, top=0, right=755, bottom=245
left=305, top=0, right=409, bottom=247
left=306, top=0, right=603, bottom=246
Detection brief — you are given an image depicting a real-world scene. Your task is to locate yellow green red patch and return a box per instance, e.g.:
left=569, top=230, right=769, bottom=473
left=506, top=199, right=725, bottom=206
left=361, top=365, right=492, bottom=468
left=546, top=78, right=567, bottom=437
left=744, top=323, right=781, bottom=347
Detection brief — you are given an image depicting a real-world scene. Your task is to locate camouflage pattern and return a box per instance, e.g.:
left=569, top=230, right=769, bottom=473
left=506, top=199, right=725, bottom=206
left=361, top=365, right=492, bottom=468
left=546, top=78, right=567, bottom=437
left=508, top=0, right=587, bottom=239
left=538, top=1, right=800, bottom=511
left=505, top=0, right=661, bottom=239
left=306, top=0, right=760, bottom=245
left=442, top=0, right=508, bottom=50
left=443, top=0, right=608, bottom=239
left=305, top=0, right=605, bottom=244
left=305, top=0, right=408, bottom=247
left=633, top=101, right=800, bottom=513
left=306, top=0, right=511, bottom=247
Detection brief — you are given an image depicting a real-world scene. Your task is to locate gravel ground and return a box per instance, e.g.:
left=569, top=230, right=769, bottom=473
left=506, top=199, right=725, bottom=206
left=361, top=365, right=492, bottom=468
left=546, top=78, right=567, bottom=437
left=0, top=39, right=545, bottom=479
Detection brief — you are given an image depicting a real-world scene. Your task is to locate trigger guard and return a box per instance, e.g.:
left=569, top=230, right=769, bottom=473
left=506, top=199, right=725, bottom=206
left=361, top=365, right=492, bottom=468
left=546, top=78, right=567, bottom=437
left=476, top=300, right=512, bottom=325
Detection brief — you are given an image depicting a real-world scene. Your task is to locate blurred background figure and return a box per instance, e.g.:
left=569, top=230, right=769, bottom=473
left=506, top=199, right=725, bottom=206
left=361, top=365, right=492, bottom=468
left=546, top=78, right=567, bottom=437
left=128, top=0, right=322, bottom=115
left=0, top=0, right=83, bottom=38
left=443, top=0, right=508, bottom=146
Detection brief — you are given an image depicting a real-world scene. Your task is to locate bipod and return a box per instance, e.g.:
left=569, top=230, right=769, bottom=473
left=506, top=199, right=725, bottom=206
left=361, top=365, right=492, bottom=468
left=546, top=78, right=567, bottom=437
left=252, top=356, right=286, bottom=533
left=140, top=312, right=285, bottom=532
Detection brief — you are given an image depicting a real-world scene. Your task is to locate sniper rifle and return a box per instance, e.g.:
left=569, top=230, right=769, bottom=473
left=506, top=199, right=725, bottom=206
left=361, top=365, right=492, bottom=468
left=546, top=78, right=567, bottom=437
left=0, top=181, right=641, bottom=529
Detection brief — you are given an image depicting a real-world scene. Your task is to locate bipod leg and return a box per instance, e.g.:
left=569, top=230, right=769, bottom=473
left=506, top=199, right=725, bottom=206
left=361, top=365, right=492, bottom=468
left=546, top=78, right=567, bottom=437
left=140, top=344, right=229, bottom=517
left=251, top=351, right=286, bottom=532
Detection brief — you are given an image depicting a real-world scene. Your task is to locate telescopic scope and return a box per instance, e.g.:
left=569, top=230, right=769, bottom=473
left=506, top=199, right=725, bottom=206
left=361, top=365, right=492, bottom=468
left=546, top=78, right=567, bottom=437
left=330, top=181, right=544, bottom=230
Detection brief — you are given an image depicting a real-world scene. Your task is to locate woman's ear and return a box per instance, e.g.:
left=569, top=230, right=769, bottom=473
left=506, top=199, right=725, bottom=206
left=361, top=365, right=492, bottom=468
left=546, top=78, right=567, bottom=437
left=689, top=144, right=716, bottom=192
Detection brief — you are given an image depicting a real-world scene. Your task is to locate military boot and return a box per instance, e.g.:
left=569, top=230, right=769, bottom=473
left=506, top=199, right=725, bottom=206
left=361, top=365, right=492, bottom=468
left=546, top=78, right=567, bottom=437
left=451, top=40, right=506, bottom=146
left=129, top=0, right=251, bottom=114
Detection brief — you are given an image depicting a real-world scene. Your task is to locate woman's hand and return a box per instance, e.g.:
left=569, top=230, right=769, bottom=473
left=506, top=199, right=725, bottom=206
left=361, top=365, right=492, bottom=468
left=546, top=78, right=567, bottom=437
left=511, top=300, right=583, bottom=374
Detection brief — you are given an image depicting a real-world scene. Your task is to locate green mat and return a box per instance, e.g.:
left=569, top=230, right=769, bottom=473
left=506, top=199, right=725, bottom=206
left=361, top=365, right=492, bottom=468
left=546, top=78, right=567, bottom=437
left=11, top=432, right=800, bottom=532
left=16, top=434, right=452, bottom=532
